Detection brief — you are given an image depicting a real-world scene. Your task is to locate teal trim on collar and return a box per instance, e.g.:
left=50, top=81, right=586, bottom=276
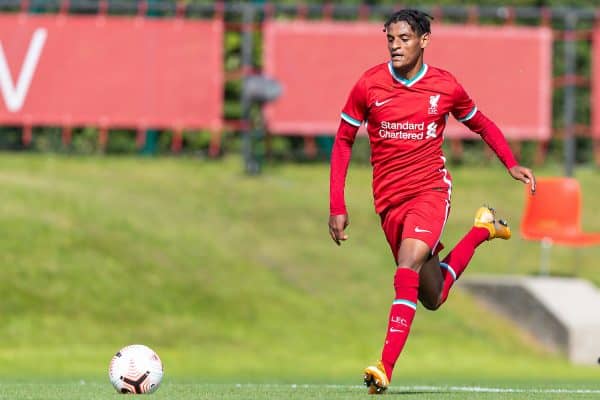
left=388, top=62, right=428, bottom=87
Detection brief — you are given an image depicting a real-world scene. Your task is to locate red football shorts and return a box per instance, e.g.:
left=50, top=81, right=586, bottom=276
left=379, top=190, right=451, bottom=263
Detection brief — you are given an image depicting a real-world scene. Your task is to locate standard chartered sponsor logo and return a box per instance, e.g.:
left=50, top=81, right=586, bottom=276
left=379, top=120, right=437, bottom=140
left=381, top=121, right=424, bottom=130
left=426, top=122, right=438, bottom=138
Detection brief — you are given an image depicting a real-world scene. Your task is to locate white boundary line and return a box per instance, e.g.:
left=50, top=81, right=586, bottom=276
left=400, top=385, right=600, bottom=394
left=231, top=383, right=600, bottom=394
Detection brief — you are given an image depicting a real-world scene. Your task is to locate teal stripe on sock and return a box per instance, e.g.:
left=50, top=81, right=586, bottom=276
left=392, top=299, right=417, bottom=310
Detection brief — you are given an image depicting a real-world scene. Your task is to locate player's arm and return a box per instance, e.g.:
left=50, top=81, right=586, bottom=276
left=462, top=111, right=535, bottom=194
left=329, top=77, right=367, bottom=245
left=329, top=119, right=359, bottom=245
left=452, top=82, right=536, bottom=194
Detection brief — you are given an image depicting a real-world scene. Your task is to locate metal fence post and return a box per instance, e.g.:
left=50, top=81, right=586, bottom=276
left=563, top=11, right=577, bottom=177
left=241, top=3, right=259, bottom=174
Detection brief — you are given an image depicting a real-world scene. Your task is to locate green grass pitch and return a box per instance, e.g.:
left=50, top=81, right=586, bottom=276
left=2, top=381, right=600, bottom=399
left=0, top=153, right=598, bottom=398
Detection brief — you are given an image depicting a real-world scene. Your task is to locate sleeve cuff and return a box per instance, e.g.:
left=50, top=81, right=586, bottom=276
left=505, top=158, right=518, bottom=170
left=329, top=207, right=347, bottom=216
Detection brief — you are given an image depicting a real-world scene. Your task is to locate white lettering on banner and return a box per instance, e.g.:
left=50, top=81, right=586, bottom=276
left=0, top=28, right=47, bottom=112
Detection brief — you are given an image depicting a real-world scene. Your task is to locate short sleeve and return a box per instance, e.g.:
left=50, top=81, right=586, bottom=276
left=451, top=82, right=478, bottom=123
left=341, top=76, right=368, bottom=127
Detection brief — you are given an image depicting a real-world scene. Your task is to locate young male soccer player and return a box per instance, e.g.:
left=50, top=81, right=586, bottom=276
left=328, top=9, right=536, bottom=394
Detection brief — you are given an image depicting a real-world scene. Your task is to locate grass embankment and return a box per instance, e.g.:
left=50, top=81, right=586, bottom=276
left=0, top=154, right=597, bottom=383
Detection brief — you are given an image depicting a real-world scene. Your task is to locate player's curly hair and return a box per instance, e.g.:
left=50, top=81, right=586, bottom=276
left=383, top=9, right=433, bottom=36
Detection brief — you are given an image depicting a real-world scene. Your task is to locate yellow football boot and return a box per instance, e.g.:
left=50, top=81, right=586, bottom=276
left=474, top=205, right=511, bottom=240
left=363, top=361, right=389, bottom=395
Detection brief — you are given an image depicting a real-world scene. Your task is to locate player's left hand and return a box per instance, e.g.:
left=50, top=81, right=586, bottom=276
left=509, top=165, right=536, bottom=194
left=329, top=214, right=349, bottom=246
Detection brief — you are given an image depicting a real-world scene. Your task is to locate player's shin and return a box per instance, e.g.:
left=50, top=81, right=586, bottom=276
left=380, top=267, right=419, bottom=382
left=438, top=227, right=489, bottom=305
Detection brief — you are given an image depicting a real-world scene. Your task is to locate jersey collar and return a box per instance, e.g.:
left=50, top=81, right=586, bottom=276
left=388, top=62, right=428, bottom=87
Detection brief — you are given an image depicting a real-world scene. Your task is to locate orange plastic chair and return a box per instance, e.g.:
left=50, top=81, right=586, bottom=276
left=520, top=177, right=600, bottom=274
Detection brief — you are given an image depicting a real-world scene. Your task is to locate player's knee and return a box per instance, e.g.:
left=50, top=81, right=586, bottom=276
left=419, top=293, right=444, bottom=311
left=418, top=292, right=442, bottom=310
left=395, top=261, right=420, bottom=271
left=421, top=299, right=441, bottom=311
left=396, top=244, right=431, bottom=271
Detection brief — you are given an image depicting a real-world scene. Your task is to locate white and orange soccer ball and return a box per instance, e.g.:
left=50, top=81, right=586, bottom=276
left=108, top=344, right=164, bottom=394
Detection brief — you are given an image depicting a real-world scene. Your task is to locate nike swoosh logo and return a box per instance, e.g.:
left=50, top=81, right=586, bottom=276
left=414, top=227, right=432, bottom=233
left=389, top=328, right=404, bottom=333
left=375, top=99, right=392, bottom=107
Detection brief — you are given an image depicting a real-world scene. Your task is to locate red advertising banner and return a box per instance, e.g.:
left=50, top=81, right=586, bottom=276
left=0, top=14, right=223, bottom=130
left=264, top=21, right=552, bottom=140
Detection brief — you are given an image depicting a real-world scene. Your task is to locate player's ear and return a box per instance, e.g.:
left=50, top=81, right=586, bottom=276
left=420, top=32, right=430, bottom=49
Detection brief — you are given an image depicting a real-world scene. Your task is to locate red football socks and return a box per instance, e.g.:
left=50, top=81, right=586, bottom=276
left=439, top=227, right=489, bottom=304
left=380, top=267, right=419, bottom=382
left=379, top=227, right=489, bottom=381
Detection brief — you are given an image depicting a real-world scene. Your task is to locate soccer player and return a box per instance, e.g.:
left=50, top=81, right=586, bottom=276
left=328, top=9, right=536, bottom=394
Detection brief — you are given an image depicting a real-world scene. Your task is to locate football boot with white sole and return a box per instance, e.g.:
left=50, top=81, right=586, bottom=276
left=474, top=205, right=511, bottom=240
left=363, top=361, right=389, bottom=395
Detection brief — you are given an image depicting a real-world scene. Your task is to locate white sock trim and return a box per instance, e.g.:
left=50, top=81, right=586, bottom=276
left=439, top=262, right=457, bottom=281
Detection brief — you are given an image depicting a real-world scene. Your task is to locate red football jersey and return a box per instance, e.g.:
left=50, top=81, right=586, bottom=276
left=340, top=62, right=478, bottom=213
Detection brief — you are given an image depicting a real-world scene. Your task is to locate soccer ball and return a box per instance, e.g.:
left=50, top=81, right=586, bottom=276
left=108, top=344, right=163, bottom=394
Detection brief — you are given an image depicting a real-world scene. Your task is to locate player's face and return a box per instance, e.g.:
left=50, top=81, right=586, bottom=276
left=386, top=21, right=429, bottom=76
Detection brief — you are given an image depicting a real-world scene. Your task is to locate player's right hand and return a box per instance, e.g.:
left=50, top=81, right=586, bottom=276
left=329, top=214, right=349, bottom=246
left=508, top=165, right=536, bottom=195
